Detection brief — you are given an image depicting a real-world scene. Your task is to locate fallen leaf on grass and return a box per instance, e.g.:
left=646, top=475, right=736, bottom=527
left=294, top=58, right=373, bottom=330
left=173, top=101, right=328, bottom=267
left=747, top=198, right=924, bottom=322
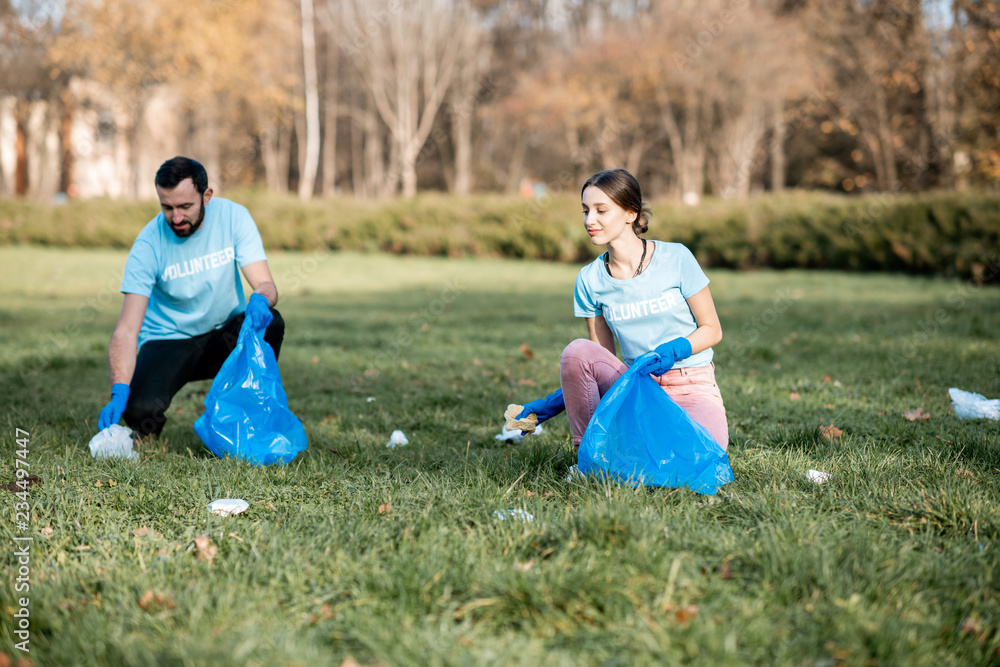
left=310, top=356, right=319, bottom=364
left=664, top=604, right=698, bottom=624
left=955, top=468, right=975, bottom=479
left=340, top=657, right=388, bottom=667
left=1, top=474, right=43, bottom=493
left=194, top=535, right=217, bottom=564
left=789, top=392, right=801, bottom=401
left=960, top=616, right=984, bottom=639
left=822, top=374, right=833, bottom=384
left=40, top=527, right=53, bottom=536
left=519, top=344, right=534, bottom=359
left=821, top=425, right=843, bottom=441
left=514, top=559, right=535, bottom=572
left=138, top=589, right=175, bottom=612
left=378, top=503, right=391, bottom=515
left=903, top=407, right=930, bottom=421
left=517, top=378, right=536, bottom=386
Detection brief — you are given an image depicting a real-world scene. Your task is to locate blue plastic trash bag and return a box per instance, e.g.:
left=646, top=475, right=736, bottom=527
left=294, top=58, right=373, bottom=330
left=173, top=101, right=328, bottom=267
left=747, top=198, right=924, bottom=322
left=194, top=318, right=307, bottom=466
left=578, top=352, right=734, bottom=495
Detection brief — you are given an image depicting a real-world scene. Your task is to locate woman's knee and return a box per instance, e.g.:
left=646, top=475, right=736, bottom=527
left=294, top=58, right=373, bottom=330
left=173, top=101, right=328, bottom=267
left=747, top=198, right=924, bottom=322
left=560, top=338, right=603, bottom=366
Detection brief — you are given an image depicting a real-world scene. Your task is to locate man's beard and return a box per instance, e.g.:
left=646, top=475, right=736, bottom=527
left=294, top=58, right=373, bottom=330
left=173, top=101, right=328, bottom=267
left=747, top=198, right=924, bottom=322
left=171, top=202, right=206, bottom=238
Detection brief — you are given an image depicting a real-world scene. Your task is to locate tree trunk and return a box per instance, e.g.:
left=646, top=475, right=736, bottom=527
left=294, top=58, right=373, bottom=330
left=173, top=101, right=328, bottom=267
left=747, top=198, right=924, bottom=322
left=265, top=115, right=293, bottom=193
left=656, top=88, right=686, bottom=200
left=321, top=16, right=339, bottom=196
left=624, top=135, right=647, bottom=177
left=874, top=86, right=898, bottom=189
left=504, top=133, right=527, bottom=195
left=59, top=89, right=74, bottom=196
left=770, top=99, right=785, bottom=193
left=350, top=100, right=366, bottom=198
left=298, top=0, right=321, bottom=199
left=715, top=101, right=766, bottom=200
left=15, top=99, right=28, bottom=197
left=681, top=95, right=707, bottom=205
left=400, top=141, right=418, bottom=198
left=364, top=113, right=384, bottom=199
left=452, top=102, right=472, bottom=195
left=260, top=114, right=282, bottom=192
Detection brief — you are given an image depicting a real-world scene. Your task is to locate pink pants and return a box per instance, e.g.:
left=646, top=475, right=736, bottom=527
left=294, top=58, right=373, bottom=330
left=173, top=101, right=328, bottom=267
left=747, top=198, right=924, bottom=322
left=560, top=338, right=729, bottom=450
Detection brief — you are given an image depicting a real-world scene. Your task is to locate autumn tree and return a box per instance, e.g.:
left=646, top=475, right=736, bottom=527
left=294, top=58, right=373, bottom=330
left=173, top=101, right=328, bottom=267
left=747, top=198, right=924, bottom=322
left=953, top=0, right=1000, bottom=184
left=342, top=0, right=489, bottom=197
left=2, top=0, right=69, bottom=198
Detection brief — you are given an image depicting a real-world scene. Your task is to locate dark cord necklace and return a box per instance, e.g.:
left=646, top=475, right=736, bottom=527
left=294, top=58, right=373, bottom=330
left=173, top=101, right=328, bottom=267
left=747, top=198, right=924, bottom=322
left=605, top=239, right=647, bottom=278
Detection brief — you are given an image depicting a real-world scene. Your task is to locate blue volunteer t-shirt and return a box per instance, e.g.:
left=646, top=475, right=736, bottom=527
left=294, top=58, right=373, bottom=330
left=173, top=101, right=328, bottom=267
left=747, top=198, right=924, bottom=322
left=121, top=197, right=268, bottom=349
left=574, top=240, right=712, bottom=368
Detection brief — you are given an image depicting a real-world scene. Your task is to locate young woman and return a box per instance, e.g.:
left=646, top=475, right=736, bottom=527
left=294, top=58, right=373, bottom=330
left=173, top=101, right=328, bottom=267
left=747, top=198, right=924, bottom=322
left=517, top=168, right=729, bottom=450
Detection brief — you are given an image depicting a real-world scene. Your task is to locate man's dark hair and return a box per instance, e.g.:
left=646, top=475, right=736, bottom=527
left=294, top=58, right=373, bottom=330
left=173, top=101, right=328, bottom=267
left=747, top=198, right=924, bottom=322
left=155, top=157, right=209, bottom=195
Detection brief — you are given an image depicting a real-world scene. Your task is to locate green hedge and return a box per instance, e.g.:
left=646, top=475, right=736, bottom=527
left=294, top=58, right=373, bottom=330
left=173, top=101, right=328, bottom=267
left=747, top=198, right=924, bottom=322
left=1, top=189, right=996, bottom=281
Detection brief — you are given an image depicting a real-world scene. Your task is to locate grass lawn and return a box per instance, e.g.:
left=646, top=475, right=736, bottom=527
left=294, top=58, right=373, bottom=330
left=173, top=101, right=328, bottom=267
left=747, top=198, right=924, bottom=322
left=1, top=246, right=998, bottom=666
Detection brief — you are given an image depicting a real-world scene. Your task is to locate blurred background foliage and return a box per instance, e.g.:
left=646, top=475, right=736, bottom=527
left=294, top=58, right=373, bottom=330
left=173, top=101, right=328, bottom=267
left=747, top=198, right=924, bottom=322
left=0, top=0, right=998, bottom=202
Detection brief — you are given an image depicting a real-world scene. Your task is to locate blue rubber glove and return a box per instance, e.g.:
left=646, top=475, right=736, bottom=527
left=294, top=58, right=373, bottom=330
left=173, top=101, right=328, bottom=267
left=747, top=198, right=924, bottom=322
left=638, top=337, right=693, bottom=377
left=246, top=293, right=273, bottom=330
left=516, top=387, right=566, bottom=425
left=98, top=383, right=130, bottom=430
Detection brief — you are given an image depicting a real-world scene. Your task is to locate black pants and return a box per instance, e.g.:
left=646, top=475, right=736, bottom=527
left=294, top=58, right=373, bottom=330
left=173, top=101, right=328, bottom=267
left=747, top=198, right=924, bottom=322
left=123, top=310, right=285, bottom=437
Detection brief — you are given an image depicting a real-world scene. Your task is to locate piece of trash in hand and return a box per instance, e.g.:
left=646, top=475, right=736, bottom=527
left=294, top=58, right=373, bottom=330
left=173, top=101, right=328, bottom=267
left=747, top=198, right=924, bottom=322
left=88, top=424, right=139, bottom=461
left=495, top=423, right=545, bottom=442
left=807, top=469, right=833, bottom=484
left=493, top=509, right=534, bottom=522
left=208, top=499, right=249, bottom=517
left=386, top=430, right=409, bottom=448
left=504, top=404, right=538, bottom=433
left=949, top=388, right=1000, bottom=420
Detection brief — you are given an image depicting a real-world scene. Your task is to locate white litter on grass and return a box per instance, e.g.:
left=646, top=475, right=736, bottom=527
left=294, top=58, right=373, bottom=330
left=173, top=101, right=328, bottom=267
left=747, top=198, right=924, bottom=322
left=807, top=469, right=833, bottom=484
left=493, top=509, right=534, bottom=522
left=366, top=397, right=376, bottom=403
left=208, top=499, right=249, bottom=517
left=565, top=465, right=586, bottom=483
left=949, top=388, right=1000, bottom=420
left=386, top=430, right=409, bottom=448
left=495, top=423, right=545, bottom=442
left=88, top=424, right=139, bottom=461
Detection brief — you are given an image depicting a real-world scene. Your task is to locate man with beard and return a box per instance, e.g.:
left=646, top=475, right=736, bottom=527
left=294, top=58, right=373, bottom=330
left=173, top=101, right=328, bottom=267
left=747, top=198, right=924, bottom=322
left=97, top=156, right=284, bottom=439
